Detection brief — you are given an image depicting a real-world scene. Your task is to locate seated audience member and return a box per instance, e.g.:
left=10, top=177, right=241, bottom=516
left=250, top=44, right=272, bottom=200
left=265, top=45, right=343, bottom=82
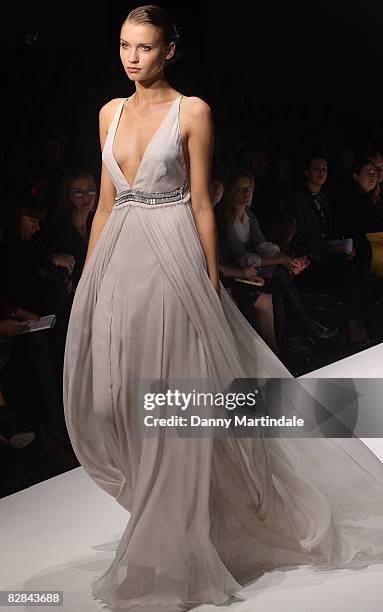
left=212, top=175, right=277, bottom=351
left=1, top=182, right=77, bottom=362
left=287, top=155, right=370, bottom=345
left=0, top=183, right=71, bottom=316
left=0, top=186, right=75, bottom=457
left=336, top=159, right=383, bottom=303
left=287, top=156, right=338, bottom=258
left=219, top=168, right=337, bottom=364
left=338, top=159, right=383, bottom=263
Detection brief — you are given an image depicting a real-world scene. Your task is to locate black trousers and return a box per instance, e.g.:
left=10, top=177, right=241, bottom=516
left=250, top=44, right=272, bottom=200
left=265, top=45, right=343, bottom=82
left=269, top=265, right=316, bottom=348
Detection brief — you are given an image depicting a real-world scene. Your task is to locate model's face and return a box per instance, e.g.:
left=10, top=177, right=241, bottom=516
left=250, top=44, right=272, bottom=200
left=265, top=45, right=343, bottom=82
left=18, top=214, right=40, bottom=240
left=66, top=177, right=96, bottom=214
left=120, top=22, right=174, bottom=82
left=353, top=163, right=378, bottom=193
left=305, top=158, right=328, bottom=187
left=232, top=177, right=254, bottom=212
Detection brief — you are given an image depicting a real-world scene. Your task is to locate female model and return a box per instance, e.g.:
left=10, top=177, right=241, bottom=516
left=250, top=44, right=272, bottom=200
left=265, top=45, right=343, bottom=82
left=63, top=5, right=383, bottom=610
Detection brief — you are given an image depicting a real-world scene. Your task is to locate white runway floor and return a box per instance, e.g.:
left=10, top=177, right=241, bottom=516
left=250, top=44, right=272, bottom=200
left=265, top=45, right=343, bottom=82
left=2, top=345, right=383, bottom=611
left=0, top=437, right=382, bottom=612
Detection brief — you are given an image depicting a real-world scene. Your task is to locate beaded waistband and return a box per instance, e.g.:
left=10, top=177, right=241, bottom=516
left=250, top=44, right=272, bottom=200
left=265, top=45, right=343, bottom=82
left=114, top=179, right=190, bottom=209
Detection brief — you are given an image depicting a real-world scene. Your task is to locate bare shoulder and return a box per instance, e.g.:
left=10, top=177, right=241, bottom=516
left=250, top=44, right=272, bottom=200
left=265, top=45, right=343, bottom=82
left=180, top=96, right=213, bottom=139
left=99, top=98, right=125, bottom=125
left=181, top=95, right=212, bottom=120
left=98, top=98, right=125, bottom=148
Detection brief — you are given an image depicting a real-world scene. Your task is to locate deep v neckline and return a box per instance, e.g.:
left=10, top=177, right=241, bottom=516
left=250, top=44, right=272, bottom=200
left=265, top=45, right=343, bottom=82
left=111, top=95, right=181, bottom=190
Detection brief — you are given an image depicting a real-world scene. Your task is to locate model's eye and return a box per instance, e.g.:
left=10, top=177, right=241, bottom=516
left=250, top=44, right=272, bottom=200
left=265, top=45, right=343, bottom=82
left=141, top=46, right=152, bottom=51
left=120, top=42, right=128, bottom=48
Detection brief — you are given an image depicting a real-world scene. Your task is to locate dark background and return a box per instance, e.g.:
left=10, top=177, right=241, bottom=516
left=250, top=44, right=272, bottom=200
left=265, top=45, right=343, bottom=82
left=1, top=1, right=383, bottom=176
left=206, top=0, right=383, bottom=117
left=2, top=1, right=382, bottom=107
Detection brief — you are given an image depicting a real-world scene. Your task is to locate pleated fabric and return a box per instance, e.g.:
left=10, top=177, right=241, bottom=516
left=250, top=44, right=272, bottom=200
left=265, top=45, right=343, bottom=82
left=63, top=95, right=383, bottom=610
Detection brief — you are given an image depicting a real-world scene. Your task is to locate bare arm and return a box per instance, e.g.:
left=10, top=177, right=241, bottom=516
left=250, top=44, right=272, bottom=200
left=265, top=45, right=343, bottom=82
left=185, top=98, right=219, bottom=294
left=83, top=100, right=119, bottom=271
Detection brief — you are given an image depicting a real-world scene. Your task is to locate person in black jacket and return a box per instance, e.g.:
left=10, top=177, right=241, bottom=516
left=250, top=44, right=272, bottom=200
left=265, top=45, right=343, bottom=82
left=0, top=186, right=75, bottom=460
left=335, top=159, right=383, bottom=306
left=287, top=155, right=368, bottom=345
left=1, top=187, right=55, bottom=315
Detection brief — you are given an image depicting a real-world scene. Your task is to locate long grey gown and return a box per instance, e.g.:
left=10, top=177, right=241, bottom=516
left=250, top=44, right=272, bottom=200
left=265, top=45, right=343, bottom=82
left=63, top=94, right=383, bottom=610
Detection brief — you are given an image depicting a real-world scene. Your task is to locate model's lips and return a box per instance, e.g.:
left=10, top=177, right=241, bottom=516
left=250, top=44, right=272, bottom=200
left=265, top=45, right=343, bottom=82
left=127, top=67, right=141, bottom=72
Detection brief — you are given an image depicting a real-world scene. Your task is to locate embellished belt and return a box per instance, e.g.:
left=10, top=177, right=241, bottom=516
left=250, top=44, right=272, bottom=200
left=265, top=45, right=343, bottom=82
left=114, top=179, right=190, bottom=209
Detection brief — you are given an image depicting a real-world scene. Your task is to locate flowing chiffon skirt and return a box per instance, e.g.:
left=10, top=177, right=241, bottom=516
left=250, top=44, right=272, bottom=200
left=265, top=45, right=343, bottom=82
left=63, top=199, right=383, bottom=610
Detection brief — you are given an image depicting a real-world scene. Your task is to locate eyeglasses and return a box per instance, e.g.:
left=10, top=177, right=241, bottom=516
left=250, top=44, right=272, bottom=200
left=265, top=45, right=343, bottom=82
left=69, top=189, right=97, bottom=198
